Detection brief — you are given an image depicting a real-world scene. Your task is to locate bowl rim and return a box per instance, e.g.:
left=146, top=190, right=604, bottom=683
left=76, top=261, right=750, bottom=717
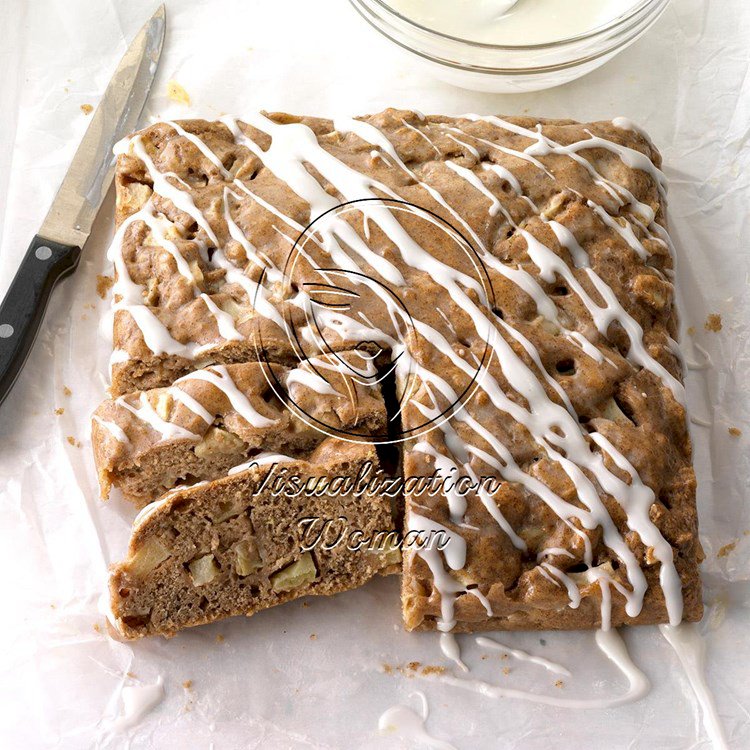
left=364, top=0, right=657, bottom=50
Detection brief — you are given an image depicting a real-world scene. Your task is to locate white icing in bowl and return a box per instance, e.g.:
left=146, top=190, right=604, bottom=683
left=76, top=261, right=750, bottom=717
left=348, top=0, right=671, bottom=93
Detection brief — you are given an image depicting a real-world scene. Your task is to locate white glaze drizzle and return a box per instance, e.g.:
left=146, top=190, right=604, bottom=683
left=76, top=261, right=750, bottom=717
left=174, top=365, right=277, bottom=428
left=115, top=393, right=199, bottom=442
left=378, top=692, right=457, bottom=750
left=466, top=586, right=494, bottom=617
left=200, top=293, right=244, bottom=342
left=660, top=623, right=729, bottom=750
left=170, top=386, right=214, bottom=424
left=537, top=547, right=575, bottom=561
left=540, top=563, right=582, bottom=609
left=108, top=676, right=165, bottom=734
left=400, top=117, right=441, bottom=157
left=286, top=365, right=342, bottom=396
left=476, top=635, right=571, bottom=676
left=425, top=629, right=650, bottom=709
left=107, top=204, right=199, bottom=358
left=115, top=134, right=219, bottom=245
left=408, top=512, right=467, bottom=632
left=93, top=415, right=130, bottom=444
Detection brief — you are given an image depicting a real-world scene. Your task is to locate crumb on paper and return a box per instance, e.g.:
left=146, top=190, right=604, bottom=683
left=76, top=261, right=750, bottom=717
left=63, top=386, right=72, bottom=397
left=80, top=103, right=93, bottom=115
left=96, top=274, right=114, bottom=299
left=718, top=541, right=737, bottom=558
left=302, top=601, right=310, bottom=608
left=687, top=326, right=696, bottom=336
left=554, top=679, right=564, bottom=689
left=705, top=314, right=722, bottom=332
left=93, top=623, right=101, bottom=634
left=167, top=80, right=191, bottom=106
left=55, top=408, right=64, bottom=416
left=502, top=666, right=511, bottom=676
left=383, top=661, right=445, bottom=678
left=215, top=634, right=225, bottom=644
left=126, top=671, right=136, bottom=679
left=66, top=436, right=76, bottom=447
left=309, top=633, right=317, bottom=640
left=183, top=680, right=193, bottom=690
left=729, top=427, right=742, bottom=437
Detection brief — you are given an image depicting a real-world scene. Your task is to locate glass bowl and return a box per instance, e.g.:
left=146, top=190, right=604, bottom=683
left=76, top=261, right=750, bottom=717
left=348, top=0, right=671, bottom=93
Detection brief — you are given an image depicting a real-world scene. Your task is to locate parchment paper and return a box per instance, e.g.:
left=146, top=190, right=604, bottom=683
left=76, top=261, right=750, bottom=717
left=0, top=0, right=748, bottom=747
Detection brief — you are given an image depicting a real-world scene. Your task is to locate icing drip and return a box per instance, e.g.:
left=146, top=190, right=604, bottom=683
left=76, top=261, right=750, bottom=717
left=117, top=134, right=219, bottom=245
left=426, top=629, right=650, bottom=709
left=540, top=563, right=582, bottom=609
left=107, top=676, right=164, bottom=734
left=378, top=692, right=457, bottom=750
left=660, top=623, right=729, bottom=750
left=440, top=632, right=468, bottom=672
left=476, top=635, right=571, bottom=675
left=200, top=293, right=244, bottom=342
left=408, top=513, right=467, bottom=632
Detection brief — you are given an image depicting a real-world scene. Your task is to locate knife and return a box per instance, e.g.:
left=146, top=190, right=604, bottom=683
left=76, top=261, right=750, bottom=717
left=0, top=5, right=166, bottom=407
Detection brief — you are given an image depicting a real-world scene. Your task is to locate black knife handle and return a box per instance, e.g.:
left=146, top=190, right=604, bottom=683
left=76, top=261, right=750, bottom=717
left=0, top=235, right=81, bottom=407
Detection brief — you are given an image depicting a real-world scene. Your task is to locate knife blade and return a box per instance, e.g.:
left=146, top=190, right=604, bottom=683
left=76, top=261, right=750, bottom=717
left=0, top=5, right=166, bottom=407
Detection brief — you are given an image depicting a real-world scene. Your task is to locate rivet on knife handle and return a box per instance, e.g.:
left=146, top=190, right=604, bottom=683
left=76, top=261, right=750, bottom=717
left=0, top=236, right=81, bottom=406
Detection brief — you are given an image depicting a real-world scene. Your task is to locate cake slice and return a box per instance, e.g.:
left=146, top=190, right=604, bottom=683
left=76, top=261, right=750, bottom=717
left=93, top=352, right=387, bottom=505
left=109, top=439, right=398, bottom=638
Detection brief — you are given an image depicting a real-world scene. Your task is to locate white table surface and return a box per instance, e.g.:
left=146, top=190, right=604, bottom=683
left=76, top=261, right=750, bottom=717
left=1, top=1, right=749, bottom=748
